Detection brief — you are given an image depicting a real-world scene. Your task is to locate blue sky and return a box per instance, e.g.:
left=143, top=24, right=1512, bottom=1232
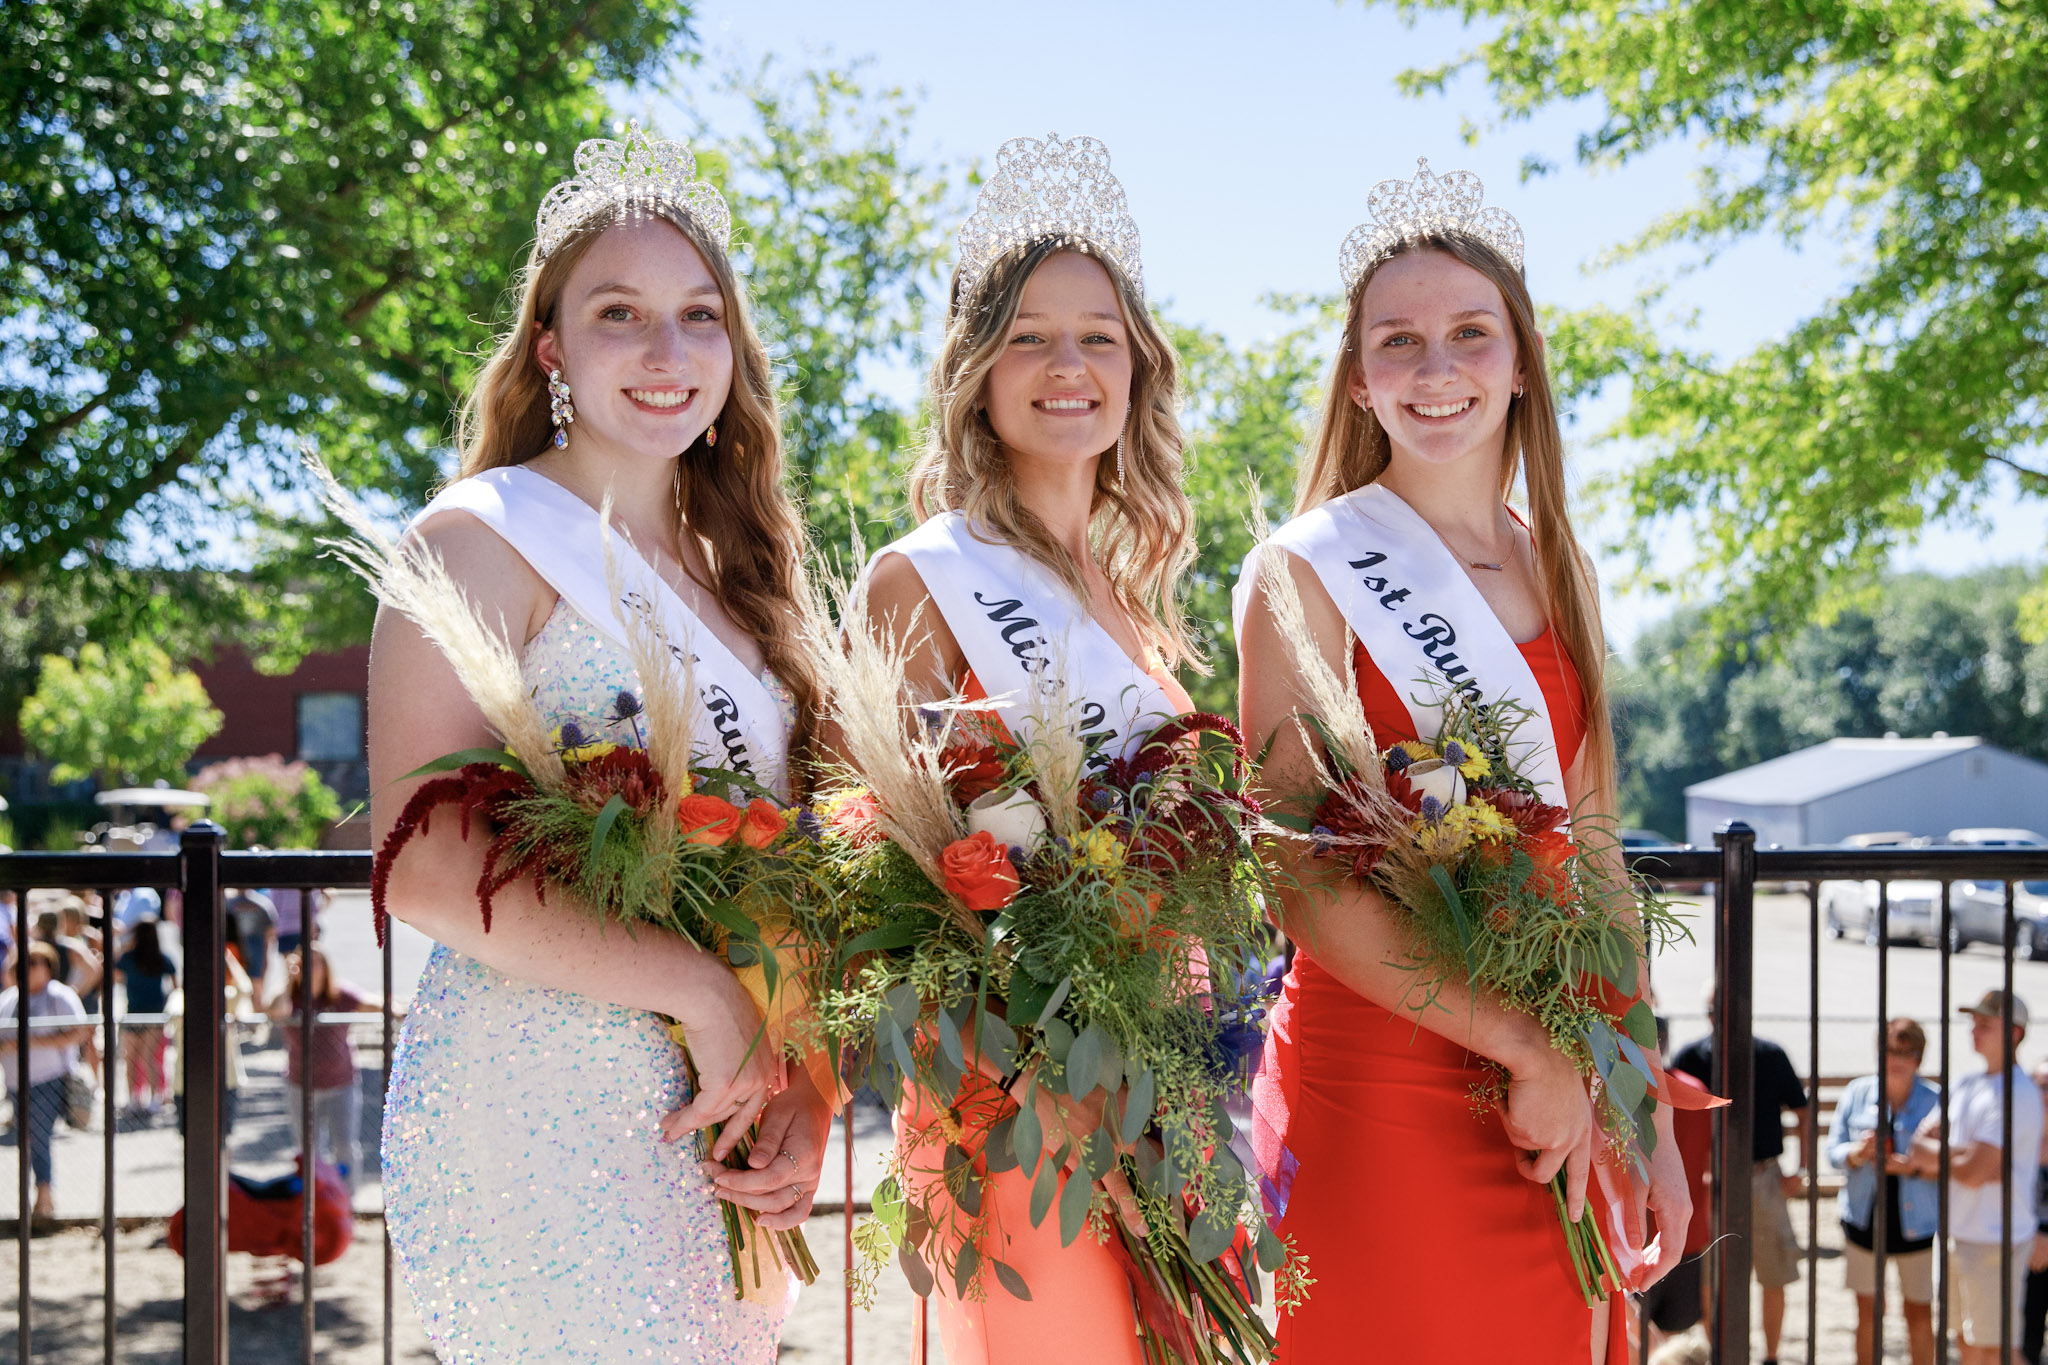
left=652, top=0, right=2045, bottom=645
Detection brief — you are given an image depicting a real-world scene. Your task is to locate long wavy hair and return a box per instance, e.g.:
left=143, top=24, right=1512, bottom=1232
left=907, top=237, right=1200, bottom=670
left=452, top=203, right=821, bottom=781
left=1295, top=232, right=1615, bottom=808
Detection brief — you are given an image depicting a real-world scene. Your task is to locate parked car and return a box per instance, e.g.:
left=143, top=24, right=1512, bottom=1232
left=1821, top=832, right=1942, bottom=947
left=1948, top=828, right=2048, bottom=957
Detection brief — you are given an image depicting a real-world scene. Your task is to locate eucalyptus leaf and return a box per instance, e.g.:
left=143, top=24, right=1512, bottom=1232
left=1082, top=1128, right=1116, bottom=1180
left=952, top=1241, right=980, bottom=1299
left=936, top=1005, right=965, bottom=1071
left=1036, top=976, right=1074, bottom=1027
left=978, top=1010, right=1018, bottom=1074
left=1011, top=1083, right=1044, bottom=1176
left=1120, top=1068, right=1155, bottom=1146
left=992, top=1258, right=1032, bottom=1302
left=1189, top=1207, right=1235, bottom=1263
left=1256, top=1224, right=1287, bottom=1273
left=1608, top=1060, right=1649, bottom=1114
left=1621, top=1000, right=1659, bottom=1051
left=1067, top=1025, right=1105, bottom=1098
left=1042, top=1016, right=1076, bottom=1064
left=872, top=1175, right=906, bottom=1240
left=1057, top=1165, right=1092, bottom=1245
left=1029, top=1150, right=1061, bottom=1226
left=899, top=1242, right=934, bottom=1297
left=1006, top=972, right=1055, bottom=1026
left=984, top=1113, right=1020, bottom=1175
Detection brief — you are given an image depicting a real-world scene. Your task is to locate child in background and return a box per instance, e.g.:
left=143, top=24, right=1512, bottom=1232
left=266, top=945, right=378, bottom=1191
left=114, top=918, right=178, bottom=1117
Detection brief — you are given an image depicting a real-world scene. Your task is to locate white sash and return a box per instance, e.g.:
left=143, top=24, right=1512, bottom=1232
left=871, top=512, right=1178, bottom=768
left=1234, top=483, right=1568, bottom=809
left=412, top=466, right=791, bottom=798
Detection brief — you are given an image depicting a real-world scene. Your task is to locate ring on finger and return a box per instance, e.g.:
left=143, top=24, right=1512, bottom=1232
left=787, top=1183, right=802, bottom=1204
left=780, top=1148, right=797, bottom=1169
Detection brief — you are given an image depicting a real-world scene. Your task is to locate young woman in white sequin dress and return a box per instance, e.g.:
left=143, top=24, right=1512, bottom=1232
left=370, top=132, right=832, bottom=1363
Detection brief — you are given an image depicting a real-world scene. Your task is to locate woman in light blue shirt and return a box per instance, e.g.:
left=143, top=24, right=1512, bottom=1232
left=1828, top=1017, right=1941, bottom=1365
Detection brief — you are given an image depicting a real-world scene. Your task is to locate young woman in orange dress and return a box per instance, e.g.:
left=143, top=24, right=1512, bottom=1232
left=861, top=133, right=1198, bottom=1365
left=1234, top=161, right=1692, bottom=1364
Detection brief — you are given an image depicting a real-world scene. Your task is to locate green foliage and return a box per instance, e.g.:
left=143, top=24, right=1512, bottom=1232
left=683, top=58, right=959, bottom=560
left=1, top=0, right=699, bottom=660
left=190, top=754, right=343, bottom=849
left=19, top=640, right=222, bottom=786
left=1613, top=564, right=2048, bottom=835
left=1171, top=300, right=1336, bottom=714
left=1371, top=0, right=2048, bottom=639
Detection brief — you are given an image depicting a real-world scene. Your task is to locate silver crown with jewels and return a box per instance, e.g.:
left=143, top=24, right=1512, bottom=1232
left=953, top=132, right=1143, bottom=304
left=1337, top=158, right=1526, bottom=292
left=534, top=123, right=731, bottom=262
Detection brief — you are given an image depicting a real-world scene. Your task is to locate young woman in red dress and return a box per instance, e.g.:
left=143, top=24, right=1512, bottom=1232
left=1235, top=162, right=1692, bottom=1363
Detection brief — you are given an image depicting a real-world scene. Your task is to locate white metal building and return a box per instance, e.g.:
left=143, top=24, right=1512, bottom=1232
left=1683, top=737, right=2048, bottom=848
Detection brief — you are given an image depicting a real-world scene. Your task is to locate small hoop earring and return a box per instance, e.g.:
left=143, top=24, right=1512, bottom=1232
left=547, top=369, right=575, bottom=448
left=705, top=421, right=717, bottom=448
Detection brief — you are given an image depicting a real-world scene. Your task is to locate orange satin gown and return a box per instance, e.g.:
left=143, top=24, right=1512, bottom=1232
left=1254, top=629, right=1619, bottom=1364
left=900, top=667, right=1193, bottom=1365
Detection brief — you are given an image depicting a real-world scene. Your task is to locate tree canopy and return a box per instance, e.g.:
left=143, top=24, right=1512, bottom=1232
left=1614, top=564, right=2048, bottom=836
left=20, top=639, right=223, bottom=787
left=1, top=0, right=699, bottom=652
left=1378, top=0, right=2048, bottom=638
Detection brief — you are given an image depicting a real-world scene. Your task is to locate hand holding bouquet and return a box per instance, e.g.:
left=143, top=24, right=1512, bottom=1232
left=781, top=571, right=1305, bottom=1364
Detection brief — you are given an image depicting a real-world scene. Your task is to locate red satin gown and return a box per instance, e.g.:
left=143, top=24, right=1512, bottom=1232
left=899, top=668, right=1194, bottom=1365
left=1255, top=629, right=1608, bottom=1363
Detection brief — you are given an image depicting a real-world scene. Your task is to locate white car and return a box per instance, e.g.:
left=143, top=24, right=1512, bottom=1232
left=1821, top=832, right=1942, bottom=947
left=1948, top=828, right=2048, bottom=956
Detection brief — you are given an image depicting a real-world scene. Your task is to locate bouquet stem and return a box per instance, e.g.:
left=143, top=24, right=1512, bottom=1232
left=1548, top=1174, right=1617, bottom=1306
left=680, top=1039, right=820, bottom=1298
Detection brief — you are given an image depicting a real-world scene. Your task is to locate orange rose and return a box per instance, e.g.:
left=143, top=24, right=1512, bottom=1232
left=824, top=788, right=884, bottom=849
left=737, top=799, right=786, bottom=850
left=940, top=830, right=1020, bottom=912
left=677, top=792, right=744, bottom=846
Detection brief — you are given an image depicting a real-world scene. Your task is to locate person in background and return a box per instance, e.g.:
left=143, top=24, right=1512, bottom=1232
left=35, top=904, right=103, bottom=1007
left=266, top=945, right=377, bottom=1190
left=114, top=917, right=179, bottom=1119
left=226, top=889, right=277, bottom=989
left=1670, top=982, right=1815, bottom=1365
left=266, top=885, right=327, bottom=958
left=1830, top=1017, right=1941, bottom=1365
left=1912, top=990, right=2043, bottom=1365
left=111, top=885, right=164, bottom=946
left=0, top=890, right=17, bottom=958
left=170, top=940, right=255, bottom=1137
left=2021, top=1059, right=2048, bottom=1365
left=0, top=942, right=92, bottom=1223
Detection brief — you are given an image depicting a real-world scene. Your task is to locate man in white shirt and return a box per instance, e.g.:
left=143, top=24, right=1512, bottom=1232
left=1914, top=989, right=2043, bottom=1364
left=1, top=941, right=92, bottom=1220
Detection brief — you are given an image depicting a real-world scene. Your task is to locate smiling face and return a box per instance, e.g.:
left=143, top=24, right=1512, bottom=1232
left=533, top=216, right=735, bottom=463
left=1347, top=248, right=1525, bottom=476
left=980, top=250, right=1133, bottom=473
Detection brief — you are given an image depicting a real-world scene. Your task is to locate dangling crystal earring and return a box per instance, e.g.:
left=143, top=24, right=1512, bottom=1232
left=1115, top=434, right=1126, bottom=495
left=704, top=421, right=717, bottom=448
left=547, top=369, right=575, bottom=449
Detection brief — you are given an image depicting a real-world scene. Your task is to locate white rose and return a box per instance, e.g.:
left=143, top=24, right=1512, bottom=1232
left=1403, top=758, right=1466, bottom=811
left=966, top=786, right=1047, bottom=852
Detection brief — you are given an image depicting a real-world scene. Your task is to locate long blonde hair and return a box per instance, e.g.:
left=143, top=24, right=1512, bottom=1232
left=907, top=237, right=1200, bottom=670
left=453, top=203, right=821, bottom=780
left=1295, top=233, right=1615, bottom=806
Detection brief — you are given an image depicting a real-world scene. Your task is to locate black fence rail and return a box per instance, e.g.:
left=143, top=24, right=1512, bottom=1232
left=8, top=820, right=2048, bottom=1364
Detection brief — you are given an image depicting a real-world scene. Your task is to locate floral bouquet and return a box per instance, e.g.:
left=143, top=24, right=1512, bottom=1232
left=1254, top=548, right=1712, bottom=1305
left=784, top=572, right=1305, bottom=1364
left=318, top=470, right=817, bottom=1301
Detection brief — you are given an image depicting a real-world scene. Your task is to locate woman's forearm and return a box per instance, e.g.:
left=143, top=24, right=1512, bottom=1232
left=381, top=817, right=741, bottom=1027
left=1275, top=867, right=1554, bottom=1075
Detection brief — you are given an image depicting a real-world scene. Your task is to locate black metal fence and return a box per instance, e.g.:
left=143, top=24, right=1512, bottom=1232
left=8, top=820, right=2048, bottom=1363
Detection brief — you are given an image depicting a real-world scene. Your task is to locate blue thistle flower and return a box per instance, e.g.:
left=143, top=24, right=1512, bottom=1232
left=1419, top=794, right=1444, bottom=821
left=1386, top=746, right=1414, bottom=773
left=793, top=809, right=824, bottom=843
left=1311, top=823, right=1334, bottom=855
left=1443, top=739, right=1467, bottom=767
left=557, top=719, right=590, bottom=750
left=612, top=689, right=644, bottom=719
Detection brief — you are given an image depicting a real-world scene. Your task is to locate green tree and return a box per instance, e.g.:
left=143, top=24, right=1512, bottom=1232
left=1613, top=565, right=2048, bottom=834
left=19, top=640, right=224, bottom=786
left=1171, top=302, right=1337, bottom=715
left=1373, top=0, right=2048, bottom=637
left=191, top=754, right=343, bottom=848
left=684, top=59, right=958, bottom=561
left=1, top=0, right=699, bottom=657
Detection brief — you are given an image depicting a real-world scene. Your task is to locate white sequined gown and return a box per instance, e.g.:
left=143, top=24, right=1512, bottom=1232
left=383, top=602, right=790, bottom=1363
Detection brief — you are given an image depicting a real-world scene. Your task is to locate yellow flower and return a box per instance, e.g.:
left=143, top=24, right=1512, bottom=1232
left=1454, top=749, right=1492, bottom=782
left=550, top=723, right=618, bottom=763
left=1393, top=739, right=1436, bottom=765
left=1071, top=826, right=1128, bottom=874
left=1445, top=801, right=1514, bottom=843
left=937, top=1107, right=967, bottom=1146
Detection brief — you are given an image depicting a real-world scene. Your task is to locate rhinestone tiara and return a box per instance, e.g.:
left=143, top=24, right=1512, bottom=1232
left=1337, top=158, right=1526, bottom=292
left=534, top=123, right=732, bottom=262
left=953, top=133, right=1143, bottom=304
